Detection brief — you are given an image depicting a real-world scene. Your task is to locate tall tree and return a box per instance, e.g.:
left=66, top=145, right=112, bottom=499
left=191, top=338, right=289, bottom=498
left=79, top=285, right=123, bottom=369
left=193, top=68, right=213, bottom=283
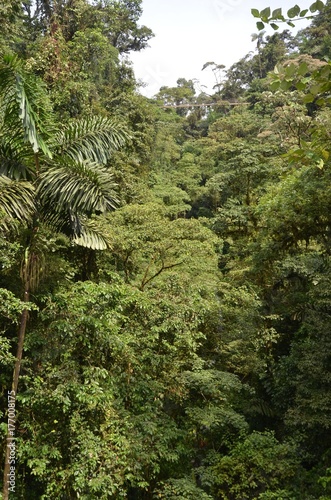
left=0, top=53, right=128, bottom=499
left=22, top=0, right=154, bottom=50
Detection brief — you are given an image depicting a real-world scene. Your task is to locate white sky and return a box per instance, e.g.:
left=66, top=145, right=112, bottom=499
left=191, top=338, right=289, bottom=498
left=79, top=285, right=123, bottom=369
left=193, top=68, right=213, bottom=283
left=130, top=0, right=313, bottom=97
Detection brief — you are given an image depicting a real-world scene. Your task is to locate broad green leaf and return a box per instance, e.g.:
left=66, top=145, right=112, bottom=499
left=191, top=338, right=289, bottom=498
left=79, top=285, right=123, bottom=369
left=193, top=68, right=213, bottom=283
left=251, top=8, right=260, bottom=17
left=297, top=62, right=309, bottom=75
left=315, top=0, right=325, bottom=9
left=260, top=7, right=271, bottom=19
left=295, top=81, right=306, bottom=91
left=280, top=80, right=292, bottom=91
left=285, top=63, right=296, bottom=77
left=300, top=9, right=309, bottom=16
left=320, top=64, right=331, bottom=78
left=287, top=5, right=300, bottom=18
left=270, top=23, right=279, bottom=30
left=270, top=81, right=280, bottom=91
left=310, top=0, right=324, bottom=13
left=272, top=8, right=282, bottom=18
left=256, top=21, right=265, bottom=30
left=287, top=21, right=295, bottom=27
left=310, top=83, right=323, bottom=95
left=303, top=93, right=315, bottom=103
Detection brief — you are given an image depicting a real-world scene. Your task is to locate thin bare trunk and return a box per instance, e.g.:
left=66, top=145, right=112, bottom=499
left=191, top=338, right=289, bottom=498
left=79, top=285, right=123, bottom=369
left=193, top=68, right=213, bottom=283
left=4, top=150, right=39, bottom=496
left=2, top=285, right=30, bottom=500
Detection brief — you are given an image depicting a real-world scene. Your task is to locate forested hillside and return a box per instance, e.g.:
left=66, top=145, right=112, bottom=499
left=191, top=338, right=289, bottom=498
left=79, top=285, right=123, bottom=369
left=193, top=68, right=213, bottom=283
left=1, top=1, right=331, bottom=498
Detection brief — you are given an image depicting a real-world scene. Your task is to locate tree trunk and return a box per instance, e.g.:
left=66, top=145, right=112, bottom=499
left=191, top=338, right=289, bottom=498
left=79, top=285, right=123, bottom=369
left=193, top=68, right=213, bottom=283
left=2, top=285, right=30, bottom=500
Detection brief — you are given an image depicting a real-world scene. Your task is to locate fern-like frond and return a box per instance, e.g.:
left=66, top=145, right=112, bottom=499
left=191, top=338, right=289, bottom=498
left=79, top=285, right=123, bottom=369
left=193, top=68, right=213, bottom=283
left=0, top=175, right=35, bottom=227
left=37, top=158, right=119, bottom=214
left=54, top=116, right=129, bottom=165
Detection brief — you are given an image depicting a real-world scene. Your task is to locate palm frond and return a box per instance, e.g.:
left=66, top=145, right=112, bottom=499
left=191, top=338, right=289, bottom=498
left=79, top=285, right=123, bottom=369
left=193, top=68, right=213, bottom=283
left=37, top=158, right=119, bottom=214
left=39, top=204, right=83, bottom=237
left=0, top=133, right=35, bottom=180
left=0, top=54, right=53, bottom=158
left=40, top=208, right=110, bottom=250
left=0, top=175, right=35, bottom=228
left=54, top=116, right=129, bottom=165
left=72, top=218, right=110, bottom=250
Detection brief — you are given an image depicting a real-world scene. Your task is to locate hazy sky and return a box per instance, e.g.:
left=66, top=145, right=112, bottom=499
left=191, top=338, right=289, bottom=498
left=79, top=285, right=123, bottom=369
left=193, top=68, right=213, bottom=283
left=130, top=0, right=312, bottom=97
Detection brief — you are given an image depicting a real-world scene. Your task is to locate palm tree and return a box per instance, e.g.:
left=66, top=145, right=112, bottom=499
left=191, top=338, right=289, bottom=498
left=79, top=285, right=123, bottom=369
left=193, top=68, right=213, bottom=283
left=251, top=31, right=266, bottom=78
left=0, top=54, right=128, bottom=499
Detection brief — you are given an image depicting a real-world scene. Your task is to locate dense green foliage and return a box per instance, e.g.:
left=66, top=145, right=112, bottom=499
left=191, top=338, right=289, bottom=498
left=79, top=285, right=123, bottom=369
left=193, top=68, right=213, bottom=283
left=1, top=1, right=331, bottom=498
